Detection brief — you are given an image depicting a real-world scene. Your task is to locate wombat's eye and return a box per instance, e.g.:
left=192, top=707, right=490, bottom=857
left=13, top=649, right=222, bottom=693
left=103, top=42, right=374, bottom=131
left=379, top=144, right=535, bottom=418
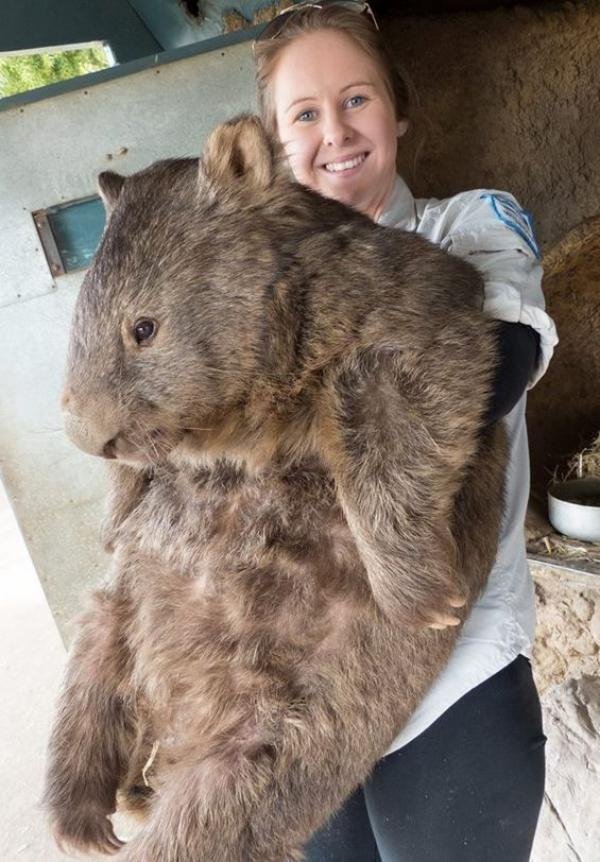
left=133, top=318, right=157, bottom=345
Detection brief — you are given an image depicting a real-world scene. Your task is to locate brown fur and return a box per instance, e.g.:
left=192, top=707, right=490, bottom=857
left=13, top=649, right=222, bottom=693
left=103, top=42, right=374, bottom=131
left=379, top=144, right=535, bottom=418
left=44, top=116, right=507, bottom=861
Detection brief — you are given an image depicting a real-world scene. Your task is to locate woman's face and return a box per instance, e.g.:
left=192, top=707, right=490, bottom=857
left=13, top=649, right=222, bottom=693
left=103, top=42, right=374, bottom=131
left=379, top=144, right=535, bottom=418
left=272, top=29, right=407, bottom=221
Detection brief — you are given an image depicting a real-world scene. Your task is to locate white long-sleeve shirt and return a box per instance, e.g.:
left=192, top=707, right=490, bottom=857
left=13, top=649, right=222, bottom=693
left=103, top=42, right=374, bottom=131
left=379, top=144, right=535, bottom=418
left=378, top=176, right=558, bottom=753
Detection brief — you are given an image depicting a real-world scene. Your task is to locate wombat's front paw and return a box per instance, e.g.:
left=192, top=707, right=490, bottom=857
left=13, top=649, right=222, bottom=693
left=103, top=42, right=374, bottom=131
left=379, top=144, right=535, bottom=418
left=374, top=578, right=467, bottom=631
left=379, top=572, right=467, bottom=630
left=50, top=803, right=124, bottom=856
left=425, top=593, right=467, bottom=630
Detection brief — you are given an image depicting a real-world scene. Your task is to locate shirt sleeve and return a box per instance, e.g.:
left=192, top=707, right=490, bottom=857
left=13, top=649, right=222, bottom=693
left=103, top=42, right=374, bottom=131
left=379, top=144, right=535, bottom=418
left=440, top=190, right=558, bottom=389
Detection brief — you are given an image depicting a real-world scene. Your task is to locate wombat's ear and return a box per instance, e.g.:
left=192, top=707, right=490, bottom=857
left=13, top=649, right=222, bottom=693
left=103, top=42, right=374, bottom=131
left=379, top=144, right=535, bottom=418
left=200, top=115, right=275, bottom=201
left=97, top=171, right=125, bottom=214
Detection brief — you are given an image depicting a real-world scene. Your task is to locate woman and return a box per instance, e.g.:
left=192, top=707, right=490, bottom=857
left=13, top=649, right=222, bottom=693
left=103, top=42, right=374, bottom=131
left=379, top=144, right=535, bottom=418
left=252, top=3, right=558, bottom=860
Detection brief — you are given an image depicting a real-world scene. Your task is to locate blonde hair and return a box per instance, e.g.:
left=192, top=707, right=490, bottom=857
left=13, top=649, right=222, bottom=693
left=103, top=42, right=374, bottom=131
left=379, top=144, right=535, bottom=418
left=253, top=5, right=415, bottom=140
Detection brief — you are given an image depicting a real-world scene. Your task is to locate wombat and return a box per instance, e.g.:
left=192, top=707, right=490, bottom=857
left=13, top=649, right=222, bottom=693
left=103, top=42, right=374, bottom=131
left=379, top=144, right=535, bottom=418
left=44, top=116, right=506, bottom=861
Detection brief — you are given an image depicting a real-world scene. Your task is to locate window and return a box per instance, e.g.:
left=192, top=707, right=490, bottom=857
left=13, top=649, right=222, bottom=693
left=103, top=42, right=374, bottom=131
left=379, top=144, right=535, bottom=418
left=33, top=197, right=106, bottom=276
left=0, top=42, right=114, bottom=98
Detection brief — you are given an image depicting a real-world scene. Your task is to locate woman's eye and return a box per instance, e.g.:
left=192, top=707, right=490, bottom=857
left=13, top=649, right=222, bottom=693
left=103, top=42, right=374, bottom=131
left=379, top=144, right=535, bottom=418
left=133, top=318, right=157, bottom=345
left=296, top=109, right=316, bottom=123
left=346, top=95, right=366, bottom=109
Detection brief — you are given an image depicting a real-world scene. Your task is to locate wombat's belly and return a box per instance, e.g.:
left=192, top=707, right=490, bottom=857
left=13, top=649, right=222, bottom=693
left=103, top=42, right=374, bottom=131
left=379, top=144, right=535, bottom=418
left=117, top=460, right=374, bottom=773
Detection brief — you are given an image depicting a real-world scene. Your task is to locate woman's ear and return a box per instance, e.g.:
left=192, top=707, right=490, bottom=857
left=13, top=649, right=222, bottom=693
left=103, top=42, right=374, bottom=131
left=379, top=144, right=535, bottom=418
left=200, top=114, right=276, bottom=202
left=396, top=118, right=409, bottom=138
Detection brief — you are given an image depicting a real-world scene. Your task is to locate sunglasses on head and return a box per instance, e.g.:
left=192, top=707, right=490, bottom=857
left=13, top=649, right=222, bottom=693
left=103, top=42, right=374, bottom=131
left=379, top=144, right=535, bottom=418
left=255, top=1, right=380, bottom=44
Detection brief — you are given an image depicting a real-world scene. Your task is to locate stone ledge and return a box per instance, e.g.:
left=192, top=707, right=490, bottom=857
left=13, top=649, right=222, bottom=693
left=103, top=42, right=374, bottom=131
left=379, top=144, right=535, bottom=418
left=529, top=558, right=600, bottom=861
left=531, top=675, right=600, bottom=862
left=530, top=559, right=600, bottom=695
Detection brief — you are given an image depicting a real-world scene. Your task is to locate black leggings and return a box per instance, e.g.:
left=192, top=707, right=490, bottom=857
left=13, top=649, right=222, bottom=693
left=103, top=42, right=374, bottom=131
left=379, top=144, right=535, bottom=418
left=304, top=656, right=546, bottom=862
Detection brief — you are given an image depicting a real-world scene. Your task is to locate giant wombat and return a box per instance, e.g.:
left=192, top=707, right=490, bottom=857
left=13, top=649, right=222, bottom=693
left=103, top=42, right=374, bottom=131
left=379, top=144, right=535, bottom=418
left=44, top=116, right=506, bottom=861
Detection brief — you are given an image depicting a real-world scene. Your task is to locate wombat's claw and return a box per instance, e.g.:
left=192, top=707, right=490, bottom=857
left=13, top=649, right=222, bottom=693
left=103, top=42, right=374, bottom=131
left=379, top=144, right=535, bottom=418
left=427, top=613, right=461, bottom=630
left=448, top=595, right=467, bottom=608
left=52, top=811, right=124, bottom=857
left=103, top=832, right=125, bottom=855
left=426, top=595, right=466, bottom=629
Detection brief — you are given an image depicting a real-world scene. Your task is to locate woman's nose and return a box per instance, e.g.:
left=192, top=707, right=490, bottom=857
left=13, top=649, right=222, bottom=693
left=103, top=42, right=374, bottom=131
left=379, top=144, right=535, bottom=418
left=322, top=110, right=354, bottom=148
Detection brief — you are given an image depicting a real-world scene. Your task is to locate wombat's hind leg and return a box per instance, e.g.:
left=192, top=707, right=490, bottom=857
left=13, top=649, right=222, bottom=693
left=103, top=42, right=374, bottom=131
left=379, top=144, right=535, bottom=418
left=50, top=803, right=124, bottom=857
left=110, top=701, right=381, bottom=862
left=43, top=588, right=135, bottom=855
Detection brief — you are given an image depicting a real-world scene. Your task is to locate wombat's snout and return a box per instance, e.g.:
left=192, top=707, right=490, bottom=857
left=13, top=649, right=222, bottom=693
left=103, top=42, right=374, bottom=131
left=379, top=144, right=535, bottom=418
left=61, top=386, right=179, bottom=464
left=61, top=386, right=122, bottom=460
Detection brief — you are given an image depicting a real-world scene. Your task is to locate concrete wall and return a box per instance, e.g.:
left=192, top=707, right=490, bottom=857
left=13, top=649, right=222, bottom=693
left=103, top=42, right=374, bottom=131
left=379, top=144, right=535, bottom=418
left=0, top=0, right=162, bottom=61
left=0, top=39, right=256, bottom=640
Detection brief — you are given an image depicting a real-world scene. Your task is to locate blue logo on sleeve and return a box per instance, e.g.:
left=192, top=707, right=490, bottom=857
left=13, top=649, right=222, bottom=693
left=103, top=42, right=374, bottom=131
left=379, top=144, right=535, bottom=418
left=480, top=193, right=541, bottom=259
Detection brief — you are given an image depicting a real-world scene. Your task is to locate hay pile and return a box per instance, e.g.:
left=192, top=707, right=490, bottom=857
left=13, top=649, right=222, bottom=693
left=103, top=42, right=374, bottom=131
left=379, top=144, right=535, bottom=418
left=559, top=432, right=600, bottom=482
left=528, top=433, right=600, bottom=567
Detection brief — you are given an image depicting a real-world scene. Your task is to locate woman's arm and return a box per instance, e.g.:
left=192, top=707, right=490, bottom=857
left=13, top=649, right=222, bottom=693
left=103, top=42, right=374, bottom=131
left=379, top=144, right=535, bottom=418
left=484, top=321, right=540, bottom=424
left=440, top=188, right=558, bottom=389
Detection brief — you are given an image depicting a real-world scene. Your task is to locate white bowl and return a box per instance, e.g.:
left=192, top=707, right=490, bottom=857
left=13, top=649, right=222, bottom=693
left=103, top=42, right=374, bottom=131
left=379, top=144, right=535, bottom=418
left=547, top=478, right=600, bottom=543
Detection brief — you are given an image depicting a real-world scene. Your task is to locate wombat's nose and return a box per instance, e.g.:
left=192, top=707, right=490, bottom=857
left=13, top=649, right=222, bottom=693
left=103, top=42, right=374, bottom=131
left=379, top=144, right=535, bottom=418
left=63, top=401, right=122, bottom=460
left=102, top=438, right=117, bottom=460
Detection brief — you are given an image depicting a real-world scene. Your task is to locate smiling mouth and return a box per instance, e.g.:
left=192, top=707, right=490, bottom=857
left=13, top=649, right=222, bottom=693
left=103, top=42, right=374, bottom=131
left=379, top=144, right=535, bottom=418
left=323, top=152, right=369, bottom=173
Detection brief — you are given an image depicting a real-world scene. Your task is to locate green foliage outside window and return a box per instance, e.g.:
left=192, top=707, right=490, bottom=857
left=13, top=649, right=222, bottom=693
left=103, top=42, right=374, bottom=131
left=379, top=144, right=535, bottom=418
left=0, top=46, right=110, bottom=98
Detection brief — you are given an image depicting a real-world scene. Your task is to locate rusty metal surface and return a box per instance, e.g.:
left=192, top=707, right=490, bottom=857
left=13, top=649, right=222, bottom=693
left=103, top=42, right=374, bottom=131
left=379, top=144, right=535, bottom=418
left=32, top=209, right=65, bottom=278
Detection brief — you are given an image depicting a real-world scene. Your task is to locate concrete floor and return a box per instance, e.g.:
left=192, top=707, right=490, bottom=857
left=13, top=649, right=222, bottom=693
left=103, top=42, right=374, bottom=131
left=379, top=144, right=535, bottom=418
left=0, top=478, right=118, bottom=861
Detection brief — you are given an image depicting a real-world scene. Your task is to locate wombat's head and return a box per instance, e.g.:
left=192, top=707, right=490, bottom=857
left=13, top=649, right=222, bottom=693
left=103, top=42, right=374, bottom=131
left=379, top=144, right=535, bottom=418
left=61, top=116, right=307, bottom=466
